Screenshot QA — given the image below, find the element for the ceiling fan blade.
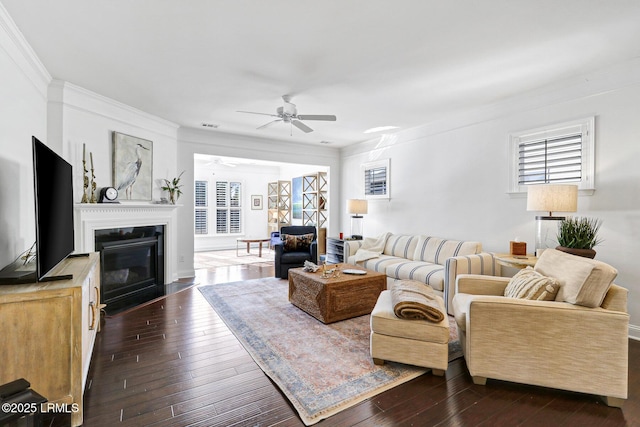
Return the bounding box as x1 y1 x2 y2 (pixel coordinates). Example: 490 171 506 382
292 120 313 133
237 110 280 118
296 114 336 121
257 119 282 130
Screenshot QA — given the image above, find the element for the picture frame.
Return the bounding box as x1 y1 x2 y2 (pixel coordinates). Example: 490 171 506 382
251 194 263 210
112 132 153 201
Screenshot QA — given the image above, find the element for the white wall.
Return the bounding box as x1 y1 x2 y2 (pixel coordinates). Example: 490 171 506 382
341 59 640 338
177 127 341 278
0 4 50 268
47 80 180 203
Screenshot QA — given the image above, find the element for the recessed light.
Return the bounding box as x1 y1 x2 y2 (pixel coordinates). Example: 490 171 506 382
201 123 219 128
364 126 399 134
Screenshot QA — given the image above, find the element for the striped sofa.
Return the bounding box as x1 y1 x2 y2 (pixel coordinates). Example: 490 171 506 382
345 233 496 314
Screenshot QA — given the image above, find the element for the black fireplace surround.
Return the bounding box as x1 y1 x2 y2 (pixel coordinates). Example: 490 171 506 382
95 225 165 314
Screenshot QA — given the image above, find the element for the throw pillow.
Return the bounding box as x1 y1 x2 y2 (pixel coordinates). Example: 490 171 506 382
504 267 560 301
534 249 617 307
281 233 314 252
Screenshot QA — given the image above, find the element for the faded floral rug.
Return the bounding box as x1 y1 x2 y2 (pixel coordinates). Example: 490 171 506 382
198 277 462 425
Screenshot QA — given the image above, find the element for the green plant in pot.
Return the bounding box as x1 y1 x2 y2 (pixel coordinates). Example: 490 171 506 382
161 171 184 204
556 216 603 259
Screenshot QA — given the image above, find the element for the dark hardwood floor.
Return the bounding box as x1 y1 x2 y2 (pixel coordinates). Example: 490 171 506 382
47 261 640 426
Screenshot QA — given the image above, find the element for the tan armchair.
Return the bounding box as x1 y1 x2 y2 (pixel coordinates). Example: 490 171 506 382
451 250 629 407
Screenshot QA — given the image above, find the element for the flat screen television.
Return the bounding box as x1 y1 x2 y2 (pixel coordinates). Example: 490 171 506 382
32 136 75 281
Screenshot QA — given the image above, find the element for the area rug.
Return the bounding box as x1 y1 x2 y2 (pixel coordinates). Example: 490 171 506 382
198 278 462 425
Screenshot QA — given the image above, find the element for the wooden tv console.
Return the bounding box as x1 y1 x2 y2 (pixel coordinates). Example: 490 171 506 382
0 252 101 427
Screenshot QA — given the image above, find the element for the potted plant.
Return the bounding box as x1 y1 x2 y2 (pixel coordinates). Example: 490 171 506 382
162 171 184 204
556 216 603 259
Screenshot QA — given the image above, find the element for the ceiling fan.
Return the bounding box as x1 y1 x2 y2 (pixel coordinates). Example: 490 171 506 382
237 95 336 134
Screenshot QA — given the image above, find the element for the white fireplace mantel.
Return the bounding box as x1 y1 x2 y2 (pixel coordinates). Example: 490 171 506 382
74 203 180 283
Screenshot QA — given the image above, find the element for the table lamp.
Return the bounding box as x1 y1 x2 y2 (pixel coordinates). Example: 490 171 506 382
526 184 578 254
347 199 368 240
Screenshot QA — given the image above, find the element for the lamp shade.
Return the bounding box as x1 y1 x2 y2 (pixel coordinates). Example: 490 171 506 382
347 199 368 215
526 184 578 214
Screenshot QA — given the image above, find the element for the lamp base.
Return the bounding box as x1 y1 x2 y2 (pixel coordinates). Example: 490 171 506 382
534 215 564 254
350 215 364 240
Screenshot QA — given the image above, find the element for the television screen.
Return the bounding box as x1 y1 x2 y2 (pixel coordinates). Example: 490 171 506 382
32 137 75 281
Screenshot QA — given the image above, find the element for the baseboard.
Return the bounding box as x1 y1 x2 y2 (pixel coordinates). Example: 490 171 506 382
629 324 640 341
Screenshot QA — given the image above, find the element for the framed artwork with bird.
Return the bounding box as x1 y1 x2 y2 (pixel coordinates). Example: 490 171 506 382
112 131 153 201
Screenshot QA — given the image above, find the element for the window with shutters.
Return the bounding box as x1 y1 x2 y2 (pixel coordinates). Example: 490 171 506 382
194 180 208 234
215 181 242 234
509 117 595 193
362 158 390 199
194 179 242 236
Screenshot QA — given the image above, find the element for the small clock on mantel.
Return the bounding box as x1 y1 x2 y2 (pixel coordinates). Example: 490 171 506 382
98 187 119 203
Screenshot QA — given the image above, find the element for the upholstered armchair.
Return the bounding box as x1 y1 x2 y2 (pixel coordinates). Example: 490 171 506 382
452 249 629 407
274 226 318 279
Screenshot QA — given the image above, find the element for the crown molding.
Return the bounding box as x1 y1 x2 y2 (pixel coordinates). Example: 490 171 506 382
48 79 180 137
0 2 51 97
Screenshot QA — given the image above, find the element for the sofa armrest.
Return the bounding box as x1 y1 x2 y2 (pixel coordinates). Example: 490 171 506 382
343 240 364 262
444 252 498 315
462 295 629 399
456 274 509 295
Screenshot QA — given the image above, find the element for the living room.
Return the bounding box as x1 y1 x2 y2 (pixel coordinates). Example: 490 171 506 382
1 1 639 425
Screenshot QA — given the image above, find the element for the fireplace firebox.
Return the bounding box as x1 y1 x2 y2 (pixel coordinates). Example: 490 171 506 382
95 225 164 314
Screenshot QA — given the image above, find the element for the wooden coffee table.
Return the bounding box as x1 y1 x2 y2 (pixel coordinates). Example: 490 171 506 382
236 237 270 257
288 264 386 324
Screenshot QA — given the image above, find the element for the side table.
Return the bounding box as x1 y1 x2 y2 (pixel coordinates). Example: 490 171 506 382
494 253 537 270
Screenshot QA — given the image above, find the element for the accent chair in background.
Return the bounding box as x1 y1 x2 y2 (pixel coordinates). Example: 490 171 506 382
274 226 318 279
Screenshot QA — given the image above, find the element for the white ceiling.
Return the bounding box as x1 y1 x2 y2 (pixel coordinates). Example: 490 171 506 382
4 1 640 147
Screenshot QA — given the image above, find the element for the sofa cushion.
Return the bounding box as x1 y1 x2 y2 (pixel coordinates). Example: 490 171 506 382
383 234 419 258
386 261 445 292
412 236 481 264
281 233 314 252
279 251 313 264
349 254 405 274
504 267 559 301
534 249 617 308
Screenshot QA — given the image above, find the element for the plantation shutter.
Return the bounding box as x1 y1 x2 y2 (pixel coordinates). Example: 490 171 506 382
195 180 207 207
216 182 227 207
230 182 241 207
194 210 208 234
194 180 208 234
230 209 241 233
364 166 387 196
518 132 582 185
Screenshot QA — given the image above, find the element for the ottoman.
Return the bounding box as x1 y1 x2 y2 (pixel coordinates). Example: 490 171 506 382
370 290 449 375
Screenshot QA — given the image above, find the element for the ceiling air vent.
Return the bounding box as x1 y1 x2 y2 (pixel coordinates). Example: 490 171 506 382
201 123 219 129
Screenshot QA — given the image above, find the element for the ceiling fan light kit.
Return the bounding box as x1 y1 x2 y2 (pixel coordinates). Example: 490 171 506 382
238 95 336 134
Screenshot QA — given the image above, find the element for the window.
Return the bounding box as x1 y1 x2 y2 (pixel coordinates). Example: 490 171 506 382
194 180 208 234
509 117 594 193
215 181 242 234
362 159 390 199
194 179 243 235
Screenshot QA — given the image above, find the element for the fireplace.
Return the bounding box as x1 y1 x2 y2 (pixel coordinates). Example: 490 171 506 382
74 203 178 314
95 226 165 314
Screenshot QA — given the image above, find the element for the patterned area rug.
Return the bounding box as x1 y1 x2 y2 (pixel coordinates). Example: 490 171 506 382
199 278 462 425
